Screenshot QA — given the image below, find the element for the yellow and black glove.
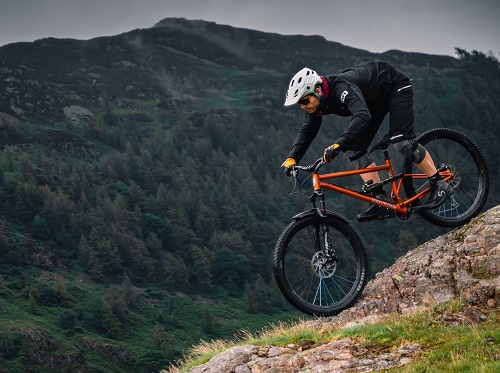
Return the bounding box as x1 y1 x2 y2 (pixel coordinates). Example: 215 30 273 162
323 143 341 162
281 157 296 176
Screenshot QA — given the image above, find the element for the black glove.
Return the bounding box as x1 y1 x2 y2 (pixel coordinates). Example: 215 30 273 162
282 158 296 176
323 143 341 162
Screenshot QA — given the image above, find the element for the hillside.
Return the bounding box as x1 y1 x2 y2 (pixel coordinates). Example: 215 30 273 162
168 205 500 372
0 17 499 372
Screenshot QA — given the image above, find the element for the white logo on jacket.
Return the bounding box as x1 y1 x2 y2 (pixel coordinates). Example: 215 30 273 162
340 90 348 103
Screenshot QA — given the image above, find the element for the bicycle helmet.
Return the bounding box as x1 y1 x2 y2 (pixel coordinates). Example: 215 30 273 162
284 67 322 106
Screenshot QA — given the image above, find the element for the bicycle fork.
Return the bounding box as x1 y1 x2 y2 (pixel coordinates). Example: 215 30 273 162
310 188 337 265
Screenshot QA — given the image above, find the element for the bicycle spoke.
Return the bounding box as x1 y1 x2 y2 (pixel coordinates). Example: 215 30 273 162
403 128 488 227
275 215 367 315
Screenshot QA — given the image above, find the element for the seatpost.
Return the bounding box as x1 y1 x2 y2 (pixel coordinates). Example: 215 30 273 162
383 149 390 161
383 148 395 179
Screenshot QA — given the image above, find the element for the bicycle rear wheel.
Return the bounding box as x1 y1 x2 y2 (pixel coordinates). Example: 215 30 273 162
273 214 368 317
403 128 489 227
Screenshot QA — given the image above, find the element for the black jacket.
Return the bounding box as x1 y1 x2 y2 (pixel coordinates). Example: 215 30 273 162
287 61 407 163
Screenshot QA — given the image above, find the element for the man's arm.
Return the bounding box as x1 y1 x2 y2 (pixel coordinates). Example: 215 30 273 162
334 85 371 149
287 114 322 163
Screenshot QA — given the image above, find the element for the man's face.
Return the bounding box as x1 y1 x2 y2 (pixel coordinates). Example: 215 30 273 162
298 87 322 114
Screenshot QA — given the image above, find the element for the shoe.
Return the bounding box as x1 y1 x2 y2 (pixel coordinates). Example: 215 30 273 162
425 178 453 209
357 193 393 222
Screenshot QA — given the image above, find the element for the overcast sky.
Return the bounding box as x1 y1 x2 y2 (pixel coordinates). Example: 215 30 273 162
1 0 499 57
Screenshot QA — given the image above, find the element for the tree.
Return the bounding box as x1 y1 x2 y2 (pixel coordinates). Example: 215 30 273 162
59 309 78 330
53 275 70 304
150 323 172 353
79 232 105 281
202 308 217 337
244 282 256 313
41 188 75 233
164 253 190 291
101 299 122 337
31 215 51 240
212 247 252 290
190 245 214 290
19 152 35 182
15 182 41 222
254 274 271 313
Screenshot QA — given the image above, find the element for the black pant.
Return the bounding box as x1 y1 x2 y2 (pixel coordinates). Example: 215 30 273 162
348 76 416 156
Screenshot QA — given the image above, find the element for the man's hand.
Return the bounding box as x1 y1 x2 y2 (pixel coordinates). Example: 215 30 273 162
281 157 296 176
323 143 340 162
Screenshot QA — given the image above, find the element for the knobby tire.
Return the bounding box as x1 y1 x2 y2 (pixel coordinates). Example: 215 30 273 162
403 128 489 227
273 214 368 317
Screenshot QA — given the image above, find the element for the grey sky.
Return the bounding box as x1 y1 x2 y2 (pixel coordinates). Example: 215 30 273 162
1 0 499 57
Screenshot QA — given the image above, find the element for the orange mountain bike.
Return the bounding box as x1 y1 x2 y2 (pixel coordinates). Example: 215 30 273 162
273 128 489 316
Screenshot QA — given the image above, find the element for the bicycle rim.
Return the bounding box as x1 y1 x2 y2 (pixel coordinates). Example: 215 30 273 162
403 128 489 227
273 215 368 317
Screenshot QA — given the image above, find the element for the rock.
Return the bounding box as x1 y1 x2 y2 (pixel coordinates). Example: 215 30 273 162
62 105 94 121
184 338 421 373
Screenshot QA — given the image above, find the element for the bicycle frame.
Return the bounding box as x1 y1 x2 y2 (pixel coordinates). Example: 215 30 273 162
309 151 453 217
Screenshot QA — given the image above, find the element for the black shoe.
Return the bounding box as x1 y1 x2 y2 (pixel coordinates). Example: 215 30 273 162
357 193 393 222
425 178 453 209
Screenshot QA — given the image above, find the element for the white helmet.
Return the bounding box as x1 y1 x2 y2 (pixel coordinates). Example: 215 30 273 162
284 67 322 106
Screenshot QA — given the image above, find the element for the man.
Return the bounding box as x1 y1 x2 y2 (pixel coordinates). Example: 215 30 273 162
281 61 452 222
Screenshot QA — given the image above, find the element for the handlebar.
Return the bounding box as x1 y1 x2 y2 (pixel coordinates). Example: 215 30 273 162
290 157 325 175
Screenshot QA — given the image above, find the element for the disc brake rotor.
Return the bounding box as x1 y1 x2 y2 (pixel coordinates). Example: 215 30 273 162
311 251 337 278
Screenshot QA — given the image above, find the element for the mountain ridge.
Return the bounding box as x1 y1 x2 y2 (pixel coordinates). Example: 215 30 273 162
0 17 461 122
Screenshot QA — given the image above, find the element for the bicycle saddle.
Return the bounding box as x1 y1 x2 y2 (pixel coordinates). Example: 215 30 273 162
368 135 392 153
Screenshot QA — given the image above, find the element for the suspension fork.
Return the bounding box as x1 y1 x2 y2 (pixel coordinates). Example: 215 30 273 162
310 174 335 260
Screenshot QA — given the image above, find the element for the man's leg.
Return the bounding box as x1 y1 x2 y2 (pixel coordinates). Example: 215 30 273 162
416 151 453 206
346 151 391 222
345 151 381 183
415 152 437 176
360 163 381 184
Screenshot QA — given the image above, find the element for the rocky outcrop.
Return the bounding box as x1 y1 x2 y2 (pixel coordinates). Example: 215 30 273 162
309 204 499 330
175 205 499 373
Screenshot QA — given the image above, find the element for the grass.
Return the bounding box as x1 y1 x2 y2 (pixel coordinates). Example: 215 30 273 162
166 300 500 373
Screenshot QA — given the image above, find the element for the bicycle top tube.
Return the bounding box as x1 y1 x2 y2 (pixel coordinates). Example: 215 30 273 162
291 157 410 215
291 157 392 181
319 164 390 180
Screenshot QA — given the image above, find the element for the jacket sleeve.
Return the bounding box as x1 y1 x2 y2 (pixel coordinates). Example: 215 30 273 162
287 114 322 163
334 85 371 150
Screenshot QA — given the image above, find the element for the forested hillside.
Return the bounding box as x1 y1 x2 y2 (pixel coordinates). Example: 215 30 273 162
0 18 499 372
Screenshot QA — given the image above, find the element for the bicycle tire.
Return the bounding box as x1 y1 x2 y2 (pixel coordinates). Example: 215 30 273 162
403 128 489 227
273 214 368 317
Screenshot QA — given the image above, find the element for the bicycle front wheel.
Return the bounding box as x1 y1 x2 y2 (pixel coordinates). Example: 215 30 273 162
273 214 368 317
403 128 489 227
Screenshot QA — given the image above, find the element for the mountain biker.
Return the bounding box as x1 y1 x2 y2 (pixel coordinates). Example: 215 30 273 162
281 61 452 222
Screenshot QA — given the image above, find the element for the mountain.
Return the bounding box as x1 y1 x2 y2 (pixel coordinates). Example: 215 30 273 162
0 18 499 372
169 204 500 372
0 18 490 120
